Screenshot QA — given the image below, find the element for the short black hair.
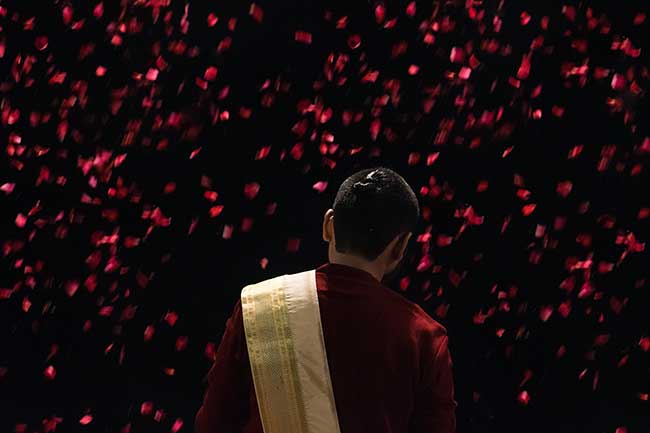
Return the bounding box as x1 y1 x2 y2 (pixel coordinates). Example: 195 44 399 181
332 167 420 261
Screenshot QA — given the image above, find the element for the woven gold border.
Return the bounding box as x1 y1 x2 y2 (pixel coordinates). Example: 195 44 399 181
241 277 309 433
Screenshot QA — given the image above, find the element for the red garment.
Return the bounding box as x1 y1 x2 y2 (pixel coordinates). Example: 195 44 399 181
195 262 456 433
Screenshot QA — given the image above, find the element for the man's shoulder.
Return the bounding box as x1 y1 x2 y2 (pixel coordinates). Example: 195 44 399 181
377 285 448 336
411 302 448 336
240 269 320 302
240 273 286 295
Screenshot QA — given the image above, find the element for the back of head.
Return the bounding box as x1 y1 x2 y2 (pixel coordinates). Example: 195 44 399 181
332 167 420 261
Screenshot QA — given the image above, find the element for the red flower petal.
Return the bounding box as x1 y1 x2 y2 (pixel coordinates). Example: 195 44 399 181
146 68 159 81
517 390 530 405
141 401 153 416
35 36 48 51
459 67 472 80
406 2 416 17
249 3 263 23
313 181 328 193
521 204 537 216
204 67 218 81
171 419 184 433
43 365 56 380
374 4 386 23
295 31 312 44
450 47 464 63
348 34 361 49
15 213 27 228
243 182 260 199
286 238 301 252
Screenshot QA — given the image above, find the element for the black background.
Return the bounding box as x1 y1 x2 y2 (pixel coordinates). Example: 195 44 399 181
0 0 648 432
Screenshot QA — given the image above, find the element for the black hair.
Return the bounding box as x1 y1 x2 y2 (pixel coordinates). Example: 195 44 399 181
332 167 420 261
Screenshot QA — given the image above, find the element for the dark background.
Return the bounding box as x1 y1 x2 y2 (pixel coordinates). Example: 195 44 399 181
0 0 648 432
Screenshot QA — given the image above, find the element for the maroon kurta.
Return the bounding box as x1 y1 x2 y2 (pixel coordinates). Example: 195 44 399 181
195 262 456 433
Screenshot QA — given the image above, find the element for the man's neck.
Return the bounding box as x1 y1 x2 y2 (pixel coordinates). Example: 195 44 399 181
328 256 383 282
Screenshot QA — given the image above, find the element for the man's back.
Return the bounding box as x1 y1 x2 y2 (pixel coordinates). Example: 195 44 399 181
195 262 456 433
316 263 456 432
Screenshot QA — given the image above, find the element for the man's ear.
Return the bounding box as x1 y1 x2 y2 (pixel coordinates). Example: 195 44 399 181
322 209 334 242
395 232 412 259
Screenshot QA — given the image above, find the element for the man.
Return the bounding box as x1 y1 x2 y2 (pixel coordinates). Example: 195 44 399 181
195 167 456 433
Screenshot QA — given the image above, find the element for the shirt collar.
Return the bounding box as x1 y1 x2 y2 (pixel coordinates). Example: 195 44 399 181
316 262 381 285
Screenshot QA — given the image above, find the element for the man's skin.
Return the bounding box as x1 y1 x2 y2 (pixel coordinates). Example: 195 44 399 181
321 208 413 283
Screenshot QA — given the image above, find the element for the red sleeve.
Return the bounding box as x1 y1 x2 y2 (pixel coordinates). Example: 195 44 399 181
412 331 457 433
195 300 252 433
